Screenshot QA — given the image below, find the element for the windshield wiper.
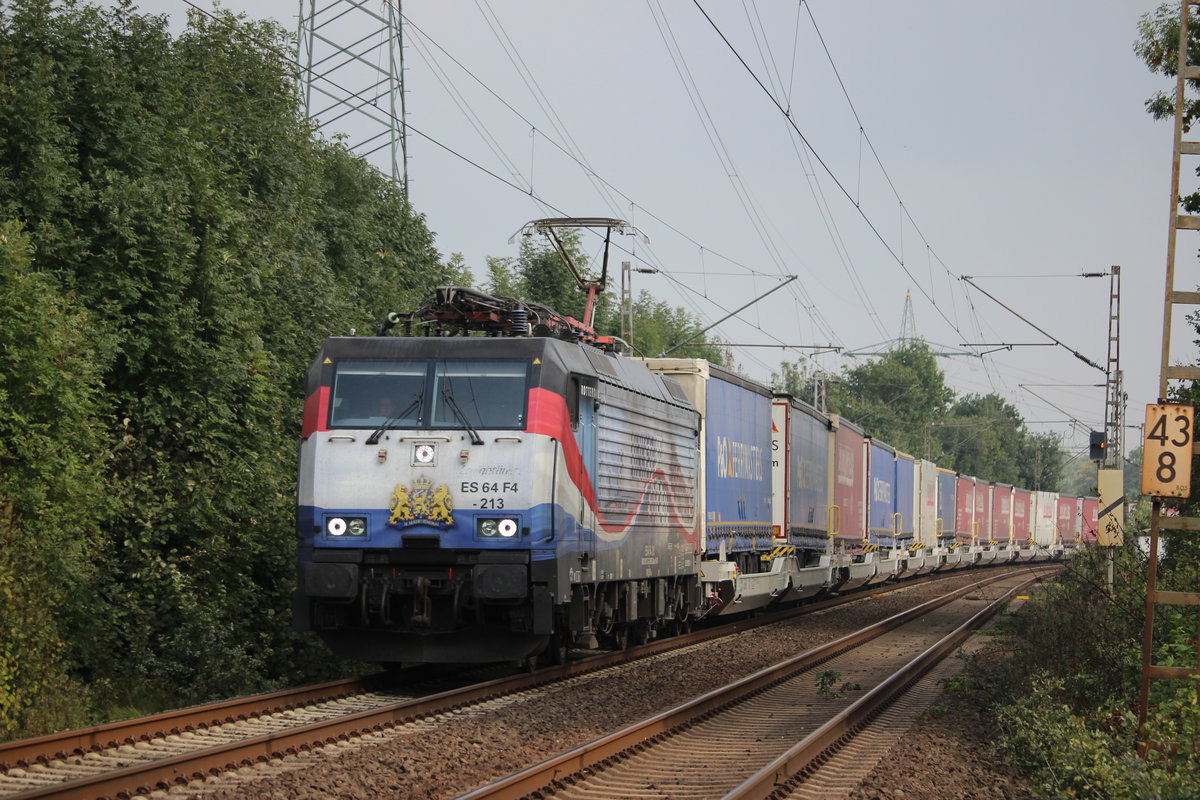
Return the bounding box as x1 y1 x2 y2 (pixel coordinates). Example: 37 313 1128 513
441 387 484 445
366 393 423 445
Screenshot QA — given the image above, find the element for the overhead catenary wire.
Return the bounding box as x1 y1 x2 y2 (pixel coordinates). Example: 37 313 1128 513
185 0 825 371
645 0 850 350
191 1 1099 443
403 3 839 364
690 0 982 355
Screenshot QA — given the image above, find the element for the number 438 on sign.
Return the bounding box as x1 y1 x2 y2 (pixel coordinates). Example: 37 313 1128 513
1141 404 1194 497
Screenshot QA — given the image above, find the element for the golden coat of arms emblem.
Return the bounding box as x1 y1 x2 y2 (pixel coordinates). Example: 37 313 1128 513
388 477 453 529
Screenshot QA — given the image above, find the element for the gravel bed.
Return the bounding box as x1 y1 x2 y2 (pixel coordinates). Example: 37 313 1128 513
169 571 1036 800
848 685 1034 800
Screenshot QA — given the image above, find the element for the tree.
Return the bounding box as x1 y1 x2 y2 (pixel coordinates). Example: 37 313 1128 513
619 290 727 362
826 340 954 458
0 221 112 737
933 393 1063 489
770 360 808 396
0 0 453 731
486 231 613 328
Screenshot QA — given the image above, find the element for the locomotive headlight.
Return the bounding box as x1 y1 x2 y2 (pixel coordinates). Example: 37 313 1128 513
476 517 520 539
326 516 367 538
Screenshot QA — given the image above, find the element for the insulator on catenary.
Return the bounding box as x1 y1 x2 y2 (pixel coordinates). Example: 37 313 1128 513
509 308 529 336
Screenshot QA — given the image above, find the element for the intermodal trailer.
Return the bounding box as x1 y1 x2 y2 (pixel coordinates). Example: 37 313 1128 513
936 468 957 546
916 460 938 544
954 475 976 546
828 414 867 552
1056 494 1079 545
1032 491 1058 548
1013 488 1034 549
894 451 916 543
991 484 1013 545
975 481 992 548
867 439 897 548
1082 497 1099 543
637 359 773 568
771 395 831 556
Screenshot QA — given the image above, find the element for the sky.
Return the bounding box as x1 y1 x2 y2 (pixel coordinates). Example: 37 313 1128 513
124 0 1177 464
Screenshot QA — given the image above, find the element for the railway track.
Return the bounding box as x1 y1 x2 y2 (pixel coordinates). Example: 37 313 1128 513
457 568 1039 800
0 565 1049 800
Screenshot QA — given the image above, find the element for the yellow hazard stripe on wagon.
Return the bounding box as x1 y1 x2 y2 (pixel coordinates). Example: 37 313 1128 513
759 545 796 561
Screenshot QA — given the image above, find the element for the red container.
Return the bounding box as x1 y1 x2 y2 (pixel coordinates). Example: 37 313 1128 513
1012 489 1033 544
955 476 976 545
1056 495 1077 544
830 416 866 549
975 482 991 544
1082 497 1099 543
991 485 1013 543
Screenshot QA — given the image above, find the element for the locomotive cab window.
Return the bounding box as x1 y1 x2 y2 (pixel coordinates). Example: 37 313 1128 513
329 359 425 428
329 358 529 431
431 360 529 430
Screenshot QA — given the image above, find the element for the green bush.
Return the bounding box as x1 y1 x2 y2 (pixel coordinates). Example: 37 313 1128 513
0 0 459 734
0 220 111 737
960 544 1200 798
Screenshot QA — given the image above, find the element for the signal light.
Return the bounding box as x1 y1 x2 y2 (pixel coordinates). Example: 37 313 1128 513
1089 430 1107 462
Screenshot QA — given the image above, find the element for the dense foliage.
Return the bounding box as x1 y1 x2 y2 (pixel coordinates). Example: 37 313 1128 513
0 0 460 737
958 543 1200 798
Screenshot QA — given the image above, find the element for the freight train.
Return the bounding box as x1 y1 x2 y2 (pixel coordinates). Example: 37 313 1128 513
294 286 1097 666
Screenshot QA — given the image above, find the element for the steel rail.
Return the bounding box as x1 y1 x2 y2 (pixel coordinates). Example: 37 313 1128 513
0 563 999 771
725 572 1040 800
453 568 1047 800
0 675 380 769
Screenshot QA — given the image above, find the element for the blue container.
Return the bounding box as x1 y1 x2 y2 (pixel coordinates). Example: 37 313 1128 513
785 398 830 550
936 469 957 542
868 440 897 547
703 368 774 554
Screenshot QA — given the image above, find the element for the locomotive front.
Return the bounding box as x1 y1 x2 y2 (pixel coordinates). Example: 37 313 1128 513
295 335 571 664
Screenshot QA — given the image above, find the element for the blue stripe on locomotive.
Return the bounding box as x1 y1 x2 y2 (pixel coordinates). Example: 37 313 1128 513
704 376 772 549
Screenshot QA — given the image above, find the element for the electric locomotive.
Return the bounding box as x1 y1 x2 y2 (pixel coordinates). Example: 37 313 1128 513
294 288 703 665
